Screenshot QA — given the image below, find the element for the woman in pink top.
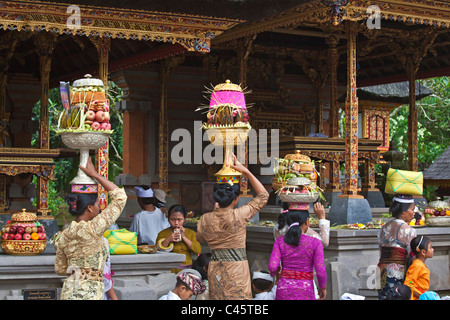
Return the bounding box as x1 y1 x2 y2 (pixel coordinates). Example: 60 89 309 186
268 209 327 300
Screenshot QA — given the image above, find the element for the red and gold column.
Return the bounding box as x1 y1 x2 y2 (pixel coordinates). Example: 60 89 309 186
340 21 362 199
92 37 111 210
35 33 55 218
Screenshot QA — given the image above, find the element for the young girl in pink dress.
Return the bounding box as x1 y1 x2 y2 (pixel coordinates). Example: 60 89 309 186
268 210 327 300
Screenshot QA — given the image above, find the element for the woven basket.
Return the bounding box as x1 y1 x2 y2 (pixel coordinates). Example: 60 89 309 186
279 192 319 203
426 216 450 227
272 178 286 191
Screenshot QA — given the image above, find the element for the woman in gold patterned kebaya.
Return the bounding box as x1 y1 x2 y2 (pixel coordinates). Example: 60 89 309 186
54 157 127 300
196 155 269 300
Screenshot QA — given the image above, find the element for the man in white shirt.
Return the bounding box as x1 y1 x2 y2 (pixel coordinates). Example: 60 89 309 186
129 186 170 245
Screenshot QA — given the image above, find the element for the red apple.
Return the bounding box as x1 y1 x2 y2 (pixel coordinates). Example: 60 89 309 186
38 232 47 240
103 111 110 122
86 110 96 121
17 226 25 234
9 226 17 234
14 233 22 240
8 233 15 240
91 121 101 130
95 110 105 122
100 122 109 130
2 233 9 240
37 226 45 233
22 233 31 240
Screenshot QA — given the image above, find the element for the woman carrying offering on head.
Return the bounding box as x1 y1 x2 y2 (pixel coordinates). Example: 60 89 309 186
196 155 269 300
268 209 327 300
54 157 127 300
377 194 417 300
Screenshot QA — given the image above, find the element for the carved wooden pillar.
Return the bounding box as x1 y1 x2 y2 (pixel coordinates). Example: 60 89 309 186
237 35 255 197
0 73 9 213
392 29 437 172
34 33 55 217
327 34 340 138
91 37 111 210
159 56 185 193
159 60 169 193
407 65 419 172
340 21 361 199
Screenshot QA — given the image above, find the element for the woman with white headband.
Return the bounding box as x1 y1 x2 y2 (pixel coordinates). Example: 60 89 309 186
377 194 417 300
268 209 327 300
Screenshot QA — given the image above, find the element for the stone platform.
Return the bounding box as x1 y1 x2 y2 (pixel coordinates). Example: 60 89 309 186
0 244 184 300
243 225 450 300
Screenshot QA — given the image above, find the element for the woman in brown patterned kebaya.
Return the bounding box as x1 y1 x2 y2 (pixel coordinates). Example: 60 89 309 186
196 155 268 300
54 157 127 300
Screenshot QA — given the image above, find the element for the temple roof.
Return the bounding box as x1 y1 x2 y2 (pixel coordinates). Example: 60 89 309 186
424 146 450 182
37 0 310 21
1 0 450 87
339 81 434 104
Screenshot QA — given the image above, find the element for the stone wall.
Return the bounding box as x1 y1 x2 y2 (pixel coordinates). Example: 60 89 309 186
0 244 184 300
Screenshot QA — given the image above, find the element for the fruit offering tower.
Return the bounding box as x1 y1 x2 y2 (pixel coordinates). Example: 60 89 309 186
57 74 112 133
56 74 111 194
197 80 251 185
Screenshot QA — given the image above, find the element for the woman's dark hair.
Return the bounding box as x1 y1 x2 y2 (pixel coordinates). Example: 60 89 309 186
65 193 98 217
389 200 414 218
138 185 157 206
213 183 240 208
252 271 273 292
283 210 309 246
192 253 212 280
168 204 187 218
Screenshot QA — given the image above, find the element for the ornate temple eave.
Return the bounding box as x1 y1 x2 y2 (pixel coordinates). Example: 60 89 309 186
213 0 450 46
344 0 450 28
213 2 331 45
0 0 242 52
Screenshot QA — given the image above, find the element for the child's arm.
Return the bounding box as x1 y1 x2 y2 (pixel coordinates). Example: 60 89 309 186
106 287 118 300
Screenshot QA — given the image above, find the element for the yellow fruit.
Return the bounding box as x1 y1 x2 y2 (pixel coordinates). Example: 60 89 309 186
419 220 425 225
446 210 450 216
409 219 416 226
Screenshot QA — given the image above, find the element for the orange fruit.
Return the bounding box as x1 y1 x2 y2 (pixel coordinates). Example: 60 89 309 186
31 233 40 240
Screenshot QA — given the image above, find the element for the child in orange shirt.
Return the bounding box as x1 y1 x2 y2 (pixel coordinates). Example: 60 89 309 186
404 236 434 300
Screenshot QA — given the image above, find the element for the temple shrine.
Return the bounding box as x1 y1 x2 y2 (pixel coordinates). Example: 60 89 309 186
0 0 449 300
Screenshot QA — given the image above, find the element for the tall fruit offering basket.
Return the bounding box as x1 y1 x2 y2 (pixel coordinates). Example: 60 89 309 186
55 74 113 193
197 80 251 184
